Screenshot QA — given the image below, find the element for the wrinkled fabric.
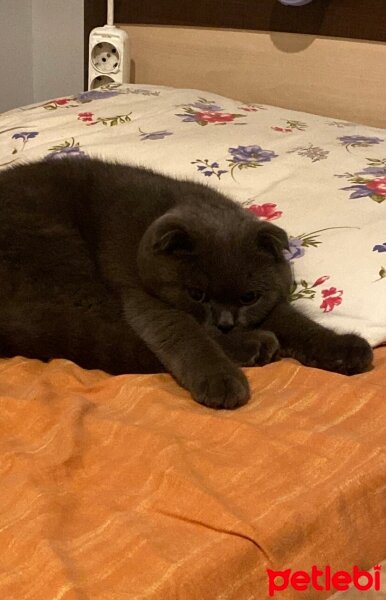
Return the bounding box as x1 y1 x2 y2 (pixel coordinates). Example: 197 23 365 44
0 350 385 600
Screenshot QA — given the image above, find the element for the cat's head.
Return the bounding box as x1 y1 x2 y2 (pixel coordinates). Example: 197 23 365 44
137 204 291 332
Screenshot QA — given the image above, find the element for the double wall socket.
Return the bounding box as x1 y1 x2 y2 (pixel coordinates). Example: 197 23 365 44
88 25 129 90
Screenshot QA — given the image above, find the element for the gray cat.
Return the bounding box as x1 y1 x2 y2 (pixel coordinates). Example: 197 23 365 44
0 158 373 408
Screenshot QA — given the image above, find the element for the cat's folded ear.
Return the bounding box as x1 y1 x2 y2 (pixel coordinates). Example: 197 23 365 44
151 215 195 256
256 222 289 261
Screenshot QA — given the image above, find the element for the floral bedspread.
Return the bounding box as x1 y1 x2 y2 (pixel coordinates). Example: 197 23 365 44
0 83 385 346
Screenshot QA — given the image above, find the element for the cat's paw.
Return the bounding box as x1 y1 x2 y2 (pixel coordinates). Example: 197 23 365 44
192 366 250 410
240 330 280 367
312 333 373 375
216 329 280 367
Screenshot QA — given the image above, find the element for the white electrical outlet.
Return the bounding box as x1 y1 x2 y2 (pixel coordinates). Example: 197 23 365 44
88 25 130 90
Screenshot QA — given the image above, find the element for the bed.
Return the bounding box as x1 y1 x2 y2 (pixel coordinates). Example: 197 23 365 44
1 2 386 599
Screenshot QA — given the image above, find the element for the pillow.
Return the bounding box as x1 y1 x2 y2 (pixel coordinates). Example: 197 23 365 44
1 84 385 346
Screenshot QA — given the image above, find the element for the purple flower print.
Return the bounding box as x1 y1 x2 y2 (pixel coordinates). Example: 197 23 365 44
58 146 85 155
175 100 243 126
46 137 85 159
338 135 384 153
75 90 120 103
342 177 386 201
341 184 374 199
46 147 86 160
338 135 384 146
191 159 228 179
229 145 278 164
338 158 386 203
358 166 386 177
287 144 329 162
11 131 39 155
12 131 39 141
139 129 173 141
284 237 305 261
373 242 386 253
227 145 278 181
191 101 223 112
175 113 200 123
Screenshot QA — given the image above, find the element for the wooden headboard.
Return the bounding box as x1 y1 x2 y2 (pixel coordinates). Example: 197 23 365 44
86 0 386 42
84 1 386 127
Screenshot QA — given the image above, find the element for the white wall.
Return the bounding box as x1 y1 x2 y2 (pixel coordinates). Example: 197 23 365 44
0 0 34 112
32 0 84 103
0 0 84 113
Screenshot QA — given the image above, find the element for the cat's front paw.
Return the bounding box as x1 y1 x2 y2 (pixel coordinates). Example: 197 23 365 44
216 329 279 367
313 333 373 375
192 365 250 410
240 330 280 367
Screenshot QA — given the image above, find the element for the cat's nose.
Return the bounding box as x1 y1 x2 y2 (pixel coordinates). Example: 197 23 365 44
218 323 234 334
217 311 234 333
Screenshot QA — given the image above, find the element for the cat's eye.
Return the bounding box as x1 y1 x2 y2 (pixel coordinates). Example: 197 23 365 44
240 291 259 305
188 288 207 303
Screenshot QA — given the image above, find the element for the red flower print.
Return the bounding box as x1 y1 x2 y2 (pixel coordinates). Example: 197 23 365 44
271 126 293 133
248 203 283 221
78 111 94 122
366 177 386 196
54 98 71 105
320 296 343 312
322 287 341 298
320 286 343 312
312 275 330 287
196 111 235 123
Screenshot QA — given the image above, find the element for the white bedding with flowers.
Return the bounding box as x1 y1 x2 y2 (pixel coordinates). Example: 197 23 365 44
0 83 385 346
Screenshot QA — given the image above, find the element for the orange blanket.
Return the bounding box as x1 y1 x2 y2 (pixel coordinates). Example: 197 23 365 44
1 350 385 600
